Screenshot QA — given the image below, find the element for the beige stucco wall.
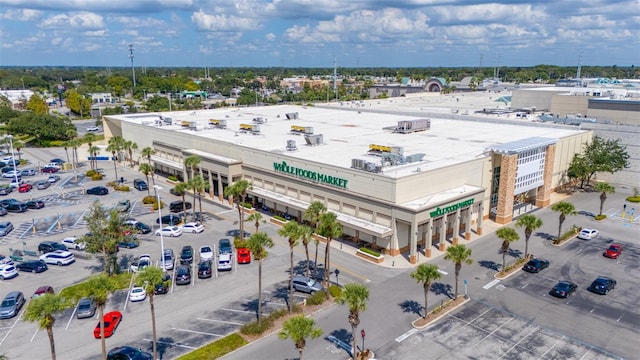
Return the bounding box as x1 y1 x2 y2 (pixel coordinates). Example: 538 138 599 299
511 89 567 110
551 131 593 188
587 108 640 125
550 94 590 116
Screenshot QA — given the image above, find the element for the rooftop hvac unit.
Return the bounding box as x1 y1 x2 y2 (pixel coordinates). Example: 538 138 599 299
239 124 260 133
163 116 173 125
351 159 381 173
405 153 425 163
304 126 314 134
253 117 266 124
394 119 430 133
285 112 299 120
209 119 227 128
304 134 323 146
286 140 298 151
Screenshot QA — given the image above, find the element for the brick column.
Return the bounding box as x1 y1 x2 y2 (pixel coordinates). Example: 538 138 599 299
452 208 460 245
438 218 446 251
495 154 517 224
465 208 472 240
476 201 483 235
536 144 556 208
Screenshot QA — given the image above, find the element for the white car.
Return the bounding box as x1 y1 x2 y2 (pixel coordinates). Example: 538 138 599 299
217 253 232 271
130 254 151 273
39 250 75 266
62 237 86 250
86 126 100 132
155 226 182 237
0 255 14 266
47 175 61 183
578 228 599 240
2 171 20 178
129 286 147 302
0 263 18 280
182 222 204 234
199 246 214 261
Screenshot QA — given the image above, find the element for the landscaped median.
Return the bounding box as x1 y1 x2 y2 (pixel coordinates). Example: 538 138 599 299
412 296 471 329
552 226 581 246
356 247 384 264
494 255 531 280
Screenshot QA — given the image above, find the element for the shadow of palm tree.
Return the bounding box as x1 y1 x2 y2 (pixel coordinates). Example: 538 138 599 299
508 248 523 258
535 232 555 241
431 282 453 298
85 256 106 273
153 336 176 360
240 298 260 320
326 328 353 357
479 260 499 271
399 299 423 316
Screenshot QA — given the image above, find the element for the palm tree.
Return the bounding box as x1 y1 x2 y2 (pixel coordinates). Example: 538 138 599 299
123 140 138 166
69 139 81 169
594 182 615 216
278 221 303 314
316 211 342 291
62 140 72 168
335 283 369 359
444 244 473 299
224 179 252 242
299 225 314 277
83 274 118 360
304 201 327 270
23 293 69 360
278 315 323 360
88 145 100 170
247 232 274 326
496 227 520 273
106 140 121 181
184 154 201 181
410 264 442 319
136 267 164 360
141 146 155 165
13 139 24 161
515 214 543 258
247 211 263 234
84 132 96 150
551 201 577 240
188 175 206 222
139 163 153 195
174 182 189 221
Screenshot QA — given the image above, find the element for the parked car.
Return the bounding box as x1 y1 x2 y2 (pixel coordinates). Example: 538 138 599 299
217 253 232 271
180 245 194 264
218 238 232 255
522 258 550 273
0 263 18 280
5 202 27 213
155 226 182 237
124 221 152 234
169 200 192 213
62 237 86 250
18 183 32 193
32 285 55 298
129 287 146 302
0 221 13 236
130 254 151 273
87 186 109 195
76 297 97 319
197 260 213 279
38 241 68 253
118 236 140 249
182 222 204 234
50 158 65 165
550 280 578 298
578 228 599 240
47 175 61 183
156 214 182 226
237 248 251 264
133 179 148 191
9 178 23 188
116 199 131 213
589 276 617 295
26 200 45 209
199 246 214 261
0 254 13 266
160 248 175 270
0 291 26 319
2 170 21 178
20 168 37 176
36 181 50 190
93 311 123 338
0 207 7 216
87 126 101 132
175 265 191 285
154 274 171 295
40 250 75 266
107 346 153 360
0 185 12 195
41 166 59 173
16 259 47 273
603 243 623 259
292 275 324 294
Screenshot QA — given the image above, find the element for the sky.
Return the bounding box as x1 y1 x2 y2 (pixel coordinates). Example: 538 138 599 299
0 0 638 68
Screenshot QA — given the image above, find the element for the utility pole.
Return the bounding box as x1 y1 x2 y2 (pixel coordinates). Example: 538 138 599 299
333 57 338 101
129 44 136 94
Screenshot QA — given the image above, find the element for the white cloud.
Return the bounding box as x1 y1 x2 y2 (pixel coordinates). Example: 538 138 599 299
39 12 105 29
0 0 196 12
191 10 257 31
112 16 168 28
0 8 42 20
265 33 276 41
84 29 108 37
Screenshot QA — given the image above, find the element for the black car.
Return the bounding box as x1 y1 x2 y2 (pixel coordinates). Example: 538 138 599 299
0 186 12 196
169 201 192 213
1 167 17 174
197 260 212 279
127 222 151 234
180 245 194 264
156 214 182 226
107 346 153 360
16 260 48 273
0 199 18 208
154 274 171 295
26 200 45 209
5 202 27 213
50 158 65 165
87 186 109 195
118 236 139 249
175 265 191 285
522 258 550 273
38 241 68 254
550 280 578 298
218 238 232 254
133 179 148 191
589 276 616 295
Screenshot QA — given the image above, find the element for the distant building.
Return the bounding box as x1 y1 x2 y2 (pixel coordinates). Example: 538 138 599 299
368 78 447 98
0 89 35 109
90 93 113 104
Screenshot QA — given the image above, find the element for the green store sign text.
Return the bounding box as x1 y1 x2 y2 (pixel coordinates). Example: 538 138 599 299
430 198 474 218
273 161 349 189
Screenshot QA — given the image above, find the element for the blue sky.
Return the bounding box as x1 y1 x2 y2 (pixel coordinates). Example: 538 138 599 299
0 0 638 67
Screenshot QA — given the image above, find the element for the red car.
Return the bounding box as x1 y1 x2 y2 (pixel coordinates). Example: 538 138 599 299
93 311 122 339
603 244 623 259
41 167 59 173
237 247 251 264
18 183 32 193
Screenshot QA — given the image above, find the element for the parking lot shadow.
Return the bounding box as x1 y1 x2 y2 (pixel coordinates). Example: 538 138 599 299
430 282 453 299
149 336 176 360
479 260 500 271
535 231 555 241
326 328 353 356
507 248 523 258
240 299 260 320
399 299 423 317
85 257 105 273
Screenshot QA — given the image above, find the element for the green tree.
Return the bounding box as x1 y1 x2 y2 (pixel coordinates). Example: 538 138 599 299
247 232 274 326
594 182 615 216
139 163 153 195
65 89 91 117
188 175 206 221
496 227 520 273
567 154 589 189
278 221 303 314
410 264 442 319
515 214 543 258
23 294 69 360
582 136 630 186
316 211 342 292
184 154 201 182
141 146 156 185
304 201 327 271
224 179 252 242
13 139 24 161
551 201 577 240
136 267 165 360
82 203 123 275
123 139 138 166
106 137 123 181
335 283 369 359
82 274 119 360
7 112 75 144
25 94 48 114
174 181 189 221
299 225 314 277
88 145 100 170
444 244 473 299
278 315 323 360
247 211 263 234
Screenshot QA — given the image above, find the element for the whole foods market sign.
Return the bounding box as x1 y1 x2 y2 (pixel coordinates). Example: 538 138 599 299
430 199 474 218
273 161 348 189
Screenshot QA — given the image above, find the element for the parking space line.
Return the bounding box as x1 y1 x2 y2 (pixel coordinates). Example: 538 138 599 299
579 347 593 360
537 338 562 359
144 338 196 349
470 317 514 347
170 328 223 337
30 327 40 343
395 328 417 342
482 279 500 289
498 325 539 359
220 308 259 315
196 318 243 326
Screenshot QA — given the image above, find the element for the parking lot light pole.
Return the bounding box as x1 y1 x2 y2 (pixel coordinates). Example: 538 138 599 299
6 135 19 186
154 185 165 271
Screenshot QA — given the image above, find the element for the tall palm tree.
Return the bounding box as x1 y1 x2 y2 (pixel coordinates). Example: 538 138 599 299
335 283 369 359
141 146 155 165
299 225 314 277
247 212 263 234
224 179 252 242
84 133 96 149
278 221 303 314
316 211 342 292
444 244 473 299
62 140 72 167
82 274 118 360
123 140 138 166
23 293 69 360
136 267 164 360
88 145 100 170
188 175 206 222
69 138 81 169
594 182 615 216
410 264 442 319
551 201 577 240
496 227 520 273
139 163 153 195
13 139 24 161
515 214 543 258
304 201 327 270
174 182 189 221
184 154 201 181
247 232 274 326
106 141 121 181
278 315 323 360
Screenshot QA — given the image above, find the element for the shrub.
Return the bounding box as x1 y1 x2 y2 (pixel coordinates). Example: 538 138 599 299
107 181 116 187
114 185 130 192
18 159 28 166
142 196 156 204
553 226 581 244
177 333 247 360
329 285 342 298
234 238 248 249
152 201 164 210
306 290 327 305
273 215 287 222
359 247 381 257
594 214 607 220
242 202 253 209
91 173 103 181
626 196 640 203
86 170 96 177
168 175 178 181
240 318 273 335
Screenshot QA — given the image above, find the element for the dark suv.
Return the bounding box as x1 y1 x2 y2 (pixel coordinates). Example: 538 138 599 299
169 201 192 213
180 245 194 264
38 241 68 254
133 179 148 191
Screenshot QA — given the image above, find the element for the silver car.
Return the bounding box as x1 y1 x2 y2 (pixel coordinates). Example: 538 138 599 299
292 275 324 294
0 221 14 237
0 291 26 319
76 298 96 319
36 181 50 190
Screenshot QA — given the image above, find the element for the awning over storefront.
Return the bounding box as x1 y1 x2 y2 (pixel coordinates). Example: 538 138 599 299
151 156 183 170
183 149 239 165
249 187 393 238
